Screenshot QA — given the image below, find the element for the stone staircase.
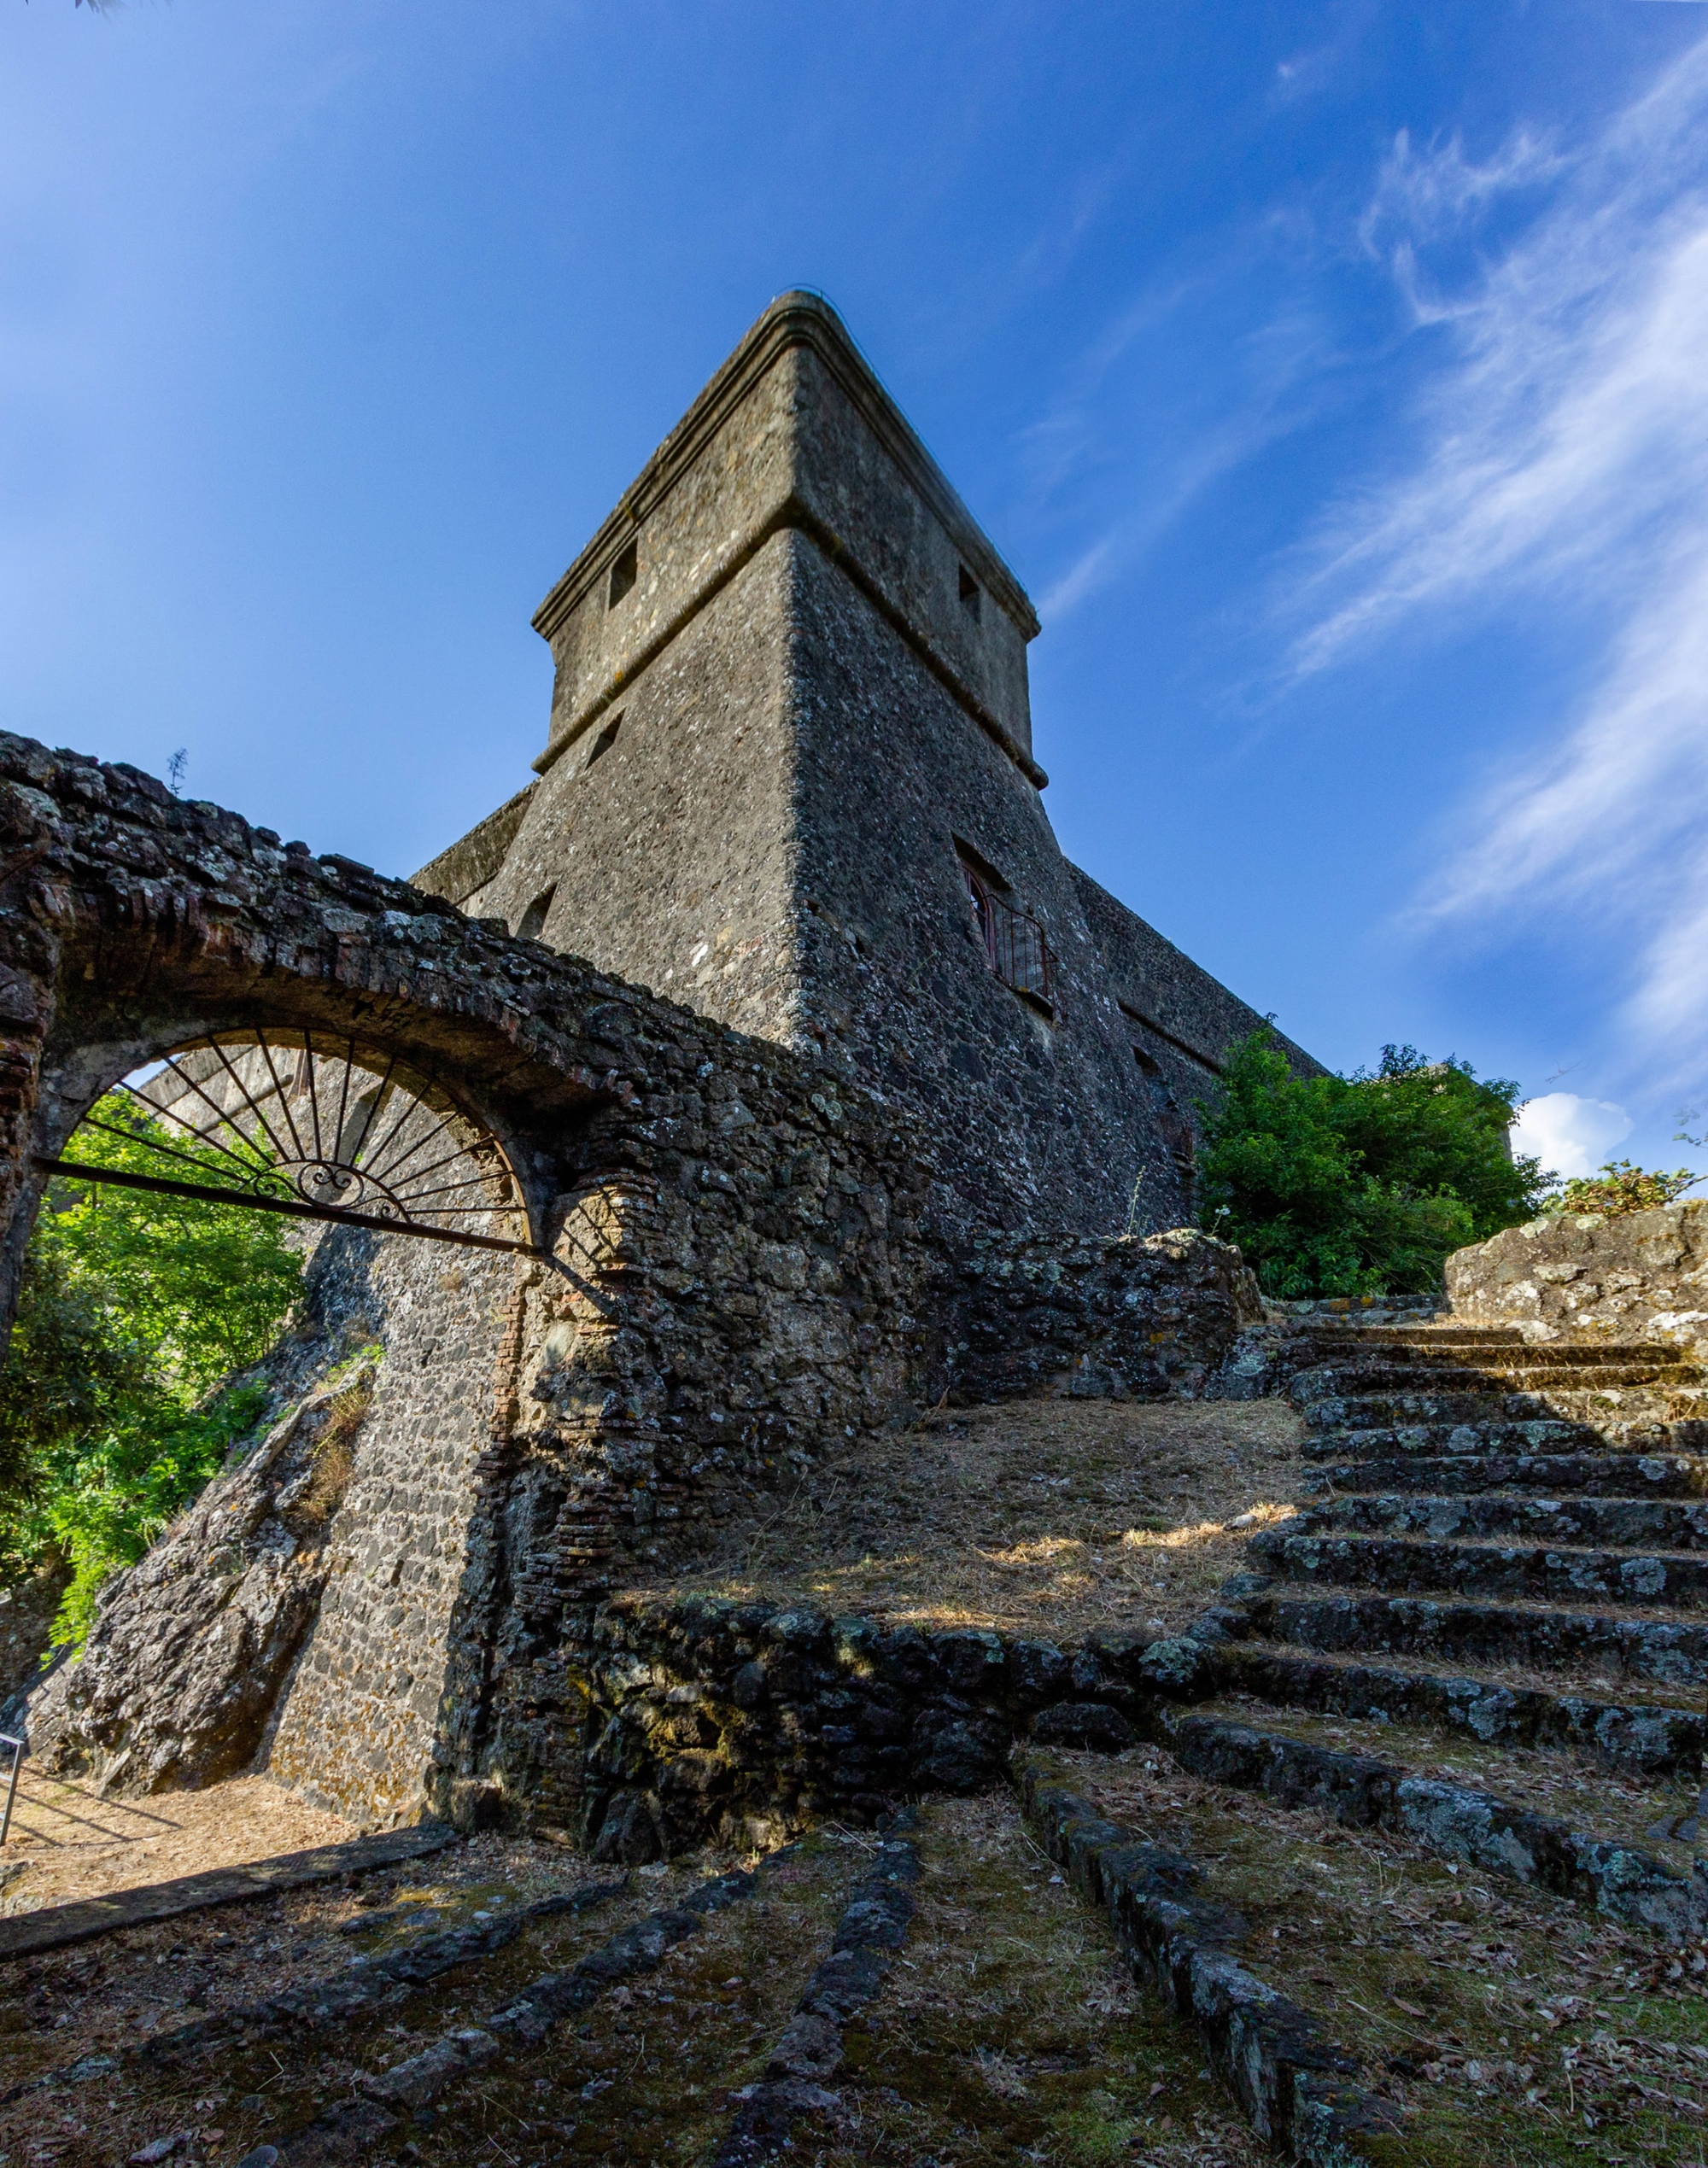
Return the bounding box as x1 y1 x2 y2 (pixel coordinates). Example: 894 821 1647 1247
1225 1319 1708 1801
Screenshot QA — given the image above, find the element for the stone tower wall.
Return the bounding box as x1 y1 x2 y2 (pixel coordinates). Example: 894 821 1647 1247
524 300 1039 784
413 293 1319 1237
451 529 805 1048
781 529 1186 1233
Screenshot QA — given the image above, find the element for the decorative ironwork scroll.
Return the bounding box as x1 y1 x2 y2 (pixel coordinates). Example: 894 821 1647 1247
38 1030 537 1256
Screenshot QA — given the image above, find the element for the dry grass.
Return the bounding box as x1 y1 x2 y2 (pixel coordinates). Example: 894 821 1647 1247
289 1368 376 1523
0 1831 738 2160
658 1395 1310 1639
798 1791 1268 2167
0 1774 354 1918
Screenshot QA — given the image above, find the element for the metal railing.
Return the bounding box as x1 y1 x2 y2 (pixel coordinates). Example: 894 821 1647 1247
0 1733 21 1845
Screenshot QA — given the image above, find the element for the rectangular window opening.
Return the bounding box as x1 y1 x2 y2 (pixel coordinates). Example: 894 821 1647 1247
954 841 1055 1014
957 564 981 621
607 540 638 608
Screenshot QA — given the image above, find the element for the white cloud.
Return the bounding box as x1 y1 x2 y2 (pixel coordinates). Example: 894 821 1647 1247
1511 1093 1633 1179
1281 35 1708 1083
1357 126 1564 261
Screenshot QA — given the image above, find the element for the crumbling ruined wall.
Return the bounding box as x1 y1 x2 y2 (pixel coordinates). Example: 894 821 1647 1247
0 730 931 1827
1 729 1264 1836
1445 1201 1708 1357
934 1226 1263 1404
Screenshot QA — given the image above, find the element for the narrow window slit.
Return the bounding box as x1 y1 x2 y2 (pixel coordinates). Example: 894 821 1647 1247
586 713 623 768
516 887 556 943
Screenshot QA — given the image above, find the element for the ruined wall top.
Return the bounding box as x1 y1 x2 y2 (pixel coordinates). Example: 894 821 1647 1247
529 291 1044 787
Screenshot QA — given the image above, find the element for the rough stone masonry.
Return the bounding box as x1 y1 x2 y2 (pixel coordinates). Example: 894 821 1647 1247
0 726 1260 1842
0 293 1299 1842
413 290 1322 1240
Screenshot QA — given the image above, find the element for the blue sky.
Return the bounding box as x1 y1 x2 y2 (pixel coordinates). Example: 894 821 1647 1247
5 1 1708 1182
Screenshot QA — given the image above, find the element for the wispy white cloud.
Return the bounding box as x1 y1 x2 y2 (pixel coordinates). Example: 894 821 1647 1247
1282 34 1708 1082
1357 126 1564 260
1029 244 1332 627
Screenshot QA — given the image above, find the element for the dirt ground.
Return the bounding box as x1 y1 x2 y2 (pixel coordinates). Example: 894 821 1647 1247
0 1803 1269 2168
0 1774 354 1918
661 1395 1311 1639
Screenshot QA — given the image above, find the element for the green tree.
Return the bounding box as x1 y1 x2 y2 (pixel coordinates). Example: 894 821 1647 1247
0 1093 302 1644
1197 1034 1552 1300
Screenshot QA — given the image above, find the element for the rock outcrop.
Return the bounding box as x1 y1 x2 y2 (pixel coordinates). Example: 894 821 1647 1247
1445 1198 1708 1357
26 1355 378 1794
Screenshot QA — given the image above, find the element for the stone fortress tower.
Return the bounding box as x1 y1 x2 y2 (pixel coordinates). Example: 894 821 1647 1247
415 292 1319 1233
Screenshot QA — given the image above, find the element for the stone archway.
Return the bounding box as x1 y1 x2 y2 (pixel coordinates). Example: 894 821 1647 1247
0 730 933 1832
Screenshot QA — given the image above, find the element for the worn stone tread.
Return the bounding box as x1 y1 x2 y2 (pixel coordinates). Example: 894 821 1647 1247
1214 1639 1705 1773
1304 1388 1708 1433
1308 1422 1708 1462
1312 1448 1708 1495
1244 1581 1708 1686
1305 1486 1708 1549
1295 1364 1705 1406
1300 1338 1651 1367
1156 1708 1707 1939
0 1821 458 1962
1250 1527 1708 1609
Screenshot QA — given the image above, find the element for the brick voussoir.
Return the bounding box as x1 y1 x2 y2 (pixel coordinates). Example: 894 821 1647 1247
1013 1757 1401 2166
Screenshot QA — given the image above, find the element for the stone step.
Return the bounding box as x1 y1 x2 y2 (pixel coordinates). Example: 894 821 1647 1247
1212 1639 1705 1777
1294 1361 1705 1404
1302 1385 1708 1432
1180 1698 1703 1864
1298 1338 1664 1370
791 1793 1284 2165
1311 1448 1708 1497
1155 1707 1705 1939
1303 1324 1529 1346
1304 1417 1708 1461
713 1815 921 2165
1020 1739 1708 2160
1247 1528 1708 1611
1240 1582 1708 1688
1016 1763 1398 2159
1303 1489 1708 1552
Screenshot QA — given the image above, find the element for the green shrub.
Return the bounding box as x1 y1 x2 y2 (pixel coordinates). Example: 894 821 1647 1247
1197 1036 1552 1300
1547 1160 1702 1218
0 1092 302 1645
